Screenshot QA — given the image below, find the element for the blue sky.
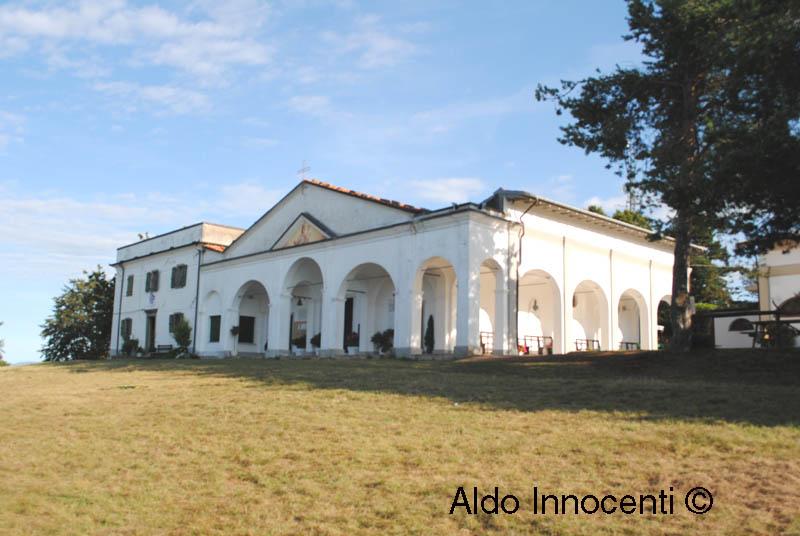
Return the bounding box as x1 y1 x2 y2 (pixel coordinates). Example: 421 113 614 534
0 0 643 363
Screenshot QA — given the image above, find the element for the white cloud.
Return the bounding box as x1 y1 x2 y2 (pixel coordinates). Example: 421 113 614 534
534 174 575 203
0 110 25 149
411 88 540 135
322 14 417 69
217 181 285 218
0 0 272 83
584 194 627 214
409 177 486 204
286 95 352 122
93 81 210 114
0 180 287 279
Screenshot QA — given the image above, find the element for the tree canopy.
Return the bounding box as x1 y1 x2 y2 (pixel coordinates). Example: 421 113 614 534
537 0 800 349
41 268 115 361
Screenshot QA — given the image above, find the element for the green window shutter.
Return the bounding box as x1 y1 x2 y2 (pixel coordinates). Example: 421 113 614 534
145 272 151 292
171 267 176 288
181 265 187 287
209 315 221 343
122 318 132 340
126 275 134 296
151 270 159 292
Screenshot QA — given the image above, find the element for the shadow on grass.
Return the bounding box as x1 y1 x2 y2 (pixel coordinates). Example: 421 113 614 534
63 349 800 427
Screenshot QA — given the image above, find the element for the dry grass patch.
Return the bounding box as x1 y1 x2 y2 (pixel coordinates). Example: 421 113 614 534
1 350 798 535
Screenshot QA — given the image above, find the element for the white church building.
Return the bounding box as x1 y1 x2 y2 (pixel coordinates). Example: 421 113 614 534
110 179 678 358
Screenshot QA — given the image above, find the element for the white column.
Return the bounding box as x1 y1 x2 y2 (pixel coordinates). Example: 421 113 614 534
393 282 417 357
320 288 344 356
455 263 481 356
224 307 238 356
493 286 509 355
266 293 291 357
561 236 570 354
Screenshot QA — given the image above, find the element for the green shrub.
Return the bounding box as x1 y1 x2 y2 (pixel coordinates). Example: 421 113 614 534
370 329 394 353
310 333 321 348
121 338 140 357
172 318 192 355
424 316 434 353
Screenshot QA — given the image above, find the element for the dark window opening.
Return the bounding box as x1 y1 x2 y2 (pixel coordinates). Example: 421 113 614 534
239 315 255 344
171 264 188 289
209 315 221 343
169 312 185 333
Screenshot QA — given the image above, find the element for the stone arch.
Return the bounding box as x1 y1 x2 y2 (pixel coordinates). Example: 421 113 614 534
518 268 561 355
335 262 397 354
571 280 609 351
231 280 270 356
413 256 458 354
478 258 504 354
282 257 324 354
617 288 649 350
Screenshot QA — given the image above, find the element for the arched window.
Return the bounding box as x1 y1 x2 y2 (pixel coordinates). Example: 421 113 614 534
729 318 754 332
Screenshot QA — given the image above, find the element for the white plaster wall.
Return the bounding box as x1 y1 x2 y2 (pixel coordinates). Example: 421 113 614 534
714 315 758 349
111 245 200 355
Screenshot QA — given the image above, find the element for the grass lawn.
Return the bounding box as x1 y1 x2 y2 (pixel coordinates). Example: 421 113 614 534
1 350 799 535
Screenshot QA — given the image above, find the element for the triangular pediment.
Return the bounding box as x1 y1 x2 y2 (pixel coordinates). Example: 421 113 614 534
271 213 334 250
222 181 422 258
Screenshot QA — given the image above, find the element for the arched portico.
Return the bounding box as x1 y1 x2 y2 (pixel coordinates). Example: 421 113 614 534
617 288 649 350
281 257 324 355
478 258 506 355
412 256 457 355
335 262 396 354
571 280 609 351
518 269 561 355
231 280 270 357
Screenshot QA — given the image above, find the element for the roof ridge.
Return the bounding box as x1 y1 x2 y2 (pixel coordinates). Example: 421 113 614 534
304 179 427 214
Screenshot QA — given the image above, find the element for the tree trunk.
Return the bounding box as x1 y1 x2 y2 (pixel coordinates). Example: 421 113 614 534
669 209 693 351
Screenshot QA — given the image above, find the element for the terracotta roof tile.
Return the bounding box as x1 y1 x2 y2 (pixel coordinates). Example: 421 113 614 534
202 243 227 253
305 179 426 214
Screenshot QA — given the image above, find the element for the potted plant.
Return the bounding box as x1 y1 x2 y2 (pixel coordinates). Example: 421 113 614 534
345 331 360 355
292 335 307 355
310 333 321 355
230 326 239 337
370 329 394 355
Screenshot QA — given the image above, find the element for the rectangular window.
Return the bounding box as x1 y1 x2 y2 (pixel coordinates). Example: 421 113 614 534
121 318 133 340
171 264 188 289
145 270 160 292
238 315 255 344
209 315 221 343
126 275 134 297
169 312 184 333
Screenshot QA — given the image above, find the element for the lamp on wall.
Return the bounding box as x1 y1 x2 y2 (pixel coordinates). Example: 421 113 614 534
532 299 539 312
296 296 304 306
572 294 578 308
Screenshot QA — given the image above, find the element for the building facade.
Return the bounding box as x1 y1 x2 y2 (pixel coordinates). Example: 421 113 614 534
110 180 677 358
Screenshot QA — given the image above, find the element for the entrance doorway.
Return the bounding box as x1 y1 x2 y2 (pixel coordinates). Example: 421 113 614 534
145 311 157 352
343 297 354 350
